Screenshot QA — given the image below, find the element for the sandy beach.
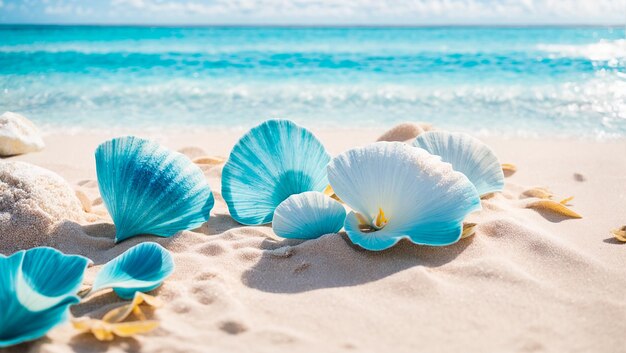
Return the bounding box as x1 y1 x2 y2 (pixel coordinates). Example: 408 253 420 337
1 129 625 353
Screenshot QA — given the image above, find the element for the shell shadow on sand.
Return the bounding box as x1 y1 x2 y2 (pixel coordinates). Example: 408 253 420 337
241 233 472 293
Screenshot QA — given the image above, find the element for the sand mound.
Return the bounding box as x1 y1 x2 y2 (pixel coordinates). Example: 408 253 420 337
376 122 432 142
0 161 84 253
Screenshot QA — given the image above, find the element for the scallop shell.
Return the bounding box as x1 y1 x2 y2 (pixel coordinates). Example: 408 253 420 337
413 131 504 196
91 242 174 300
0 247 89 347
222 120 331 225
95 136 214 242
272 191 346 239
327 142 481 251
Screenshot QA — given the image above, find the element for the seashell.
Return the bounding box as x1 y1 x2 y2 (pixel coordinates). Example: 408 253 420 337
72 317 159 342
413 131 504 196
323 184 342 202
461 223 478 239
526 200 582 219
522 187 553 199
0 111 45 156
75 188 93 213
222 119 331 225
102 292 164 323
377 122 431 142
501 163 517 176
91 242 174 300
611 226 626 242
327 142 481 251
272 191 346 239
0 247 89 347
95 136 214 242
192 156 225 165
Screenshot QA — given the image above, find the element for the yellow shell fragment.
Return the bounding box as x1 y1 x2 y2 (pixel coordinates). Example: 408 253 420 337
72 292 163 341
522 187 553 199
192 156 225 165
323 184 342 202
501 163 517 175
102 292 164 323
72 318 159 341
526 200 582 219
559 196 574 205
461 223 477 239
611 226 626 242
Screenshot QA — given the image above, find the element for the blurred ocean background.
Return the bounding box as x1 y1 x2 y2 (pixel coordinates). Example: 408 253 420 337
0 25 624 137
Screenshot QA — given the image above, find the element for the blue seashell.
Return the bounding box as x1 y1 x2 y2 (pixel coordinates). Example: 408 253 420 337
327 142 481 251
222 119 331 225
0 247 89 347
413 131 504 196
95 136 214 243
91 242 174 300
272 191 346 239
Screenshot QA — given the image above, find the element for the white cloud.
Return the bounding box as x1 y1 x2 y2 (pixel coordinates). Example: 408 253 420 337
0 1 4 9
108 0 625 23
44 1 94 16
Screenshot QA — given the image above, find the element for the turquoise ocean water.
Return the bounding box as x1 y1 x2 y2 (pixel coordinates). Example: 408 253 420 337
0 26 624 137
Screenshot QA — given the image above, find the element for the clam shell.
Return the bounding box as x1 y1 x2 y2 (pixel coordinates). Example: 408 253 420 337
91 242 174 300
413 131 504 196
222 120 331 225
0 247 89 347
272 191 346 239
95 136 214 242
328 142 481 251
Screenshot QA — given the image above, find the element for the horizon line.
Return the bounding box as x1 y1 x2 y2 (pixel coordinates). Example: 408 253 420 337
0 23 624 28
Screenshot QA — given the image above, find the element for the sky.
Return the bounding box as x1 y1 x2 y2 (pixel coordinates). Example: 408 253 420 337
0 0 624 25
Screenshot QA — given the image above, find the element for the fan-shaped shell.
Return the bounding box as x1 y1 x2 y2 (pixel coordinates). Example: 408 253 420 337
0 247 89 347
222 119 331 225
327 142 481 251
91 242 174 300
413 131 504 196
95 136 214 243
272 191 346 239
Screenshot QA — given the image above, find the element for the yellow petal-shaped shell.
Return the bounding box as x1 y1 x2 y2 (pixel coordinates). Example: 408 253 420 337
110 321 160 338
611 226 626 242
323 184 342 202
526 200 582 219
103 292 164 323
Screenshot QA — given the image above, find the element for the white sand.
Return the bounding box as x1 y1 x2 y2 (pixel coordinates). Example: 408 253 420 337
2 129 626 353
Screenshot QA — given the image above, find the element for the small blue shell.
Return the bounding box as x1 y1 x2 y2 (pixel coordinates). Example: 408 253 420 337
0 247 89 347
413 131 504 196
91 242 174 300
95 136 214 242
272 191 346 239
327 142 481 251
222 120 331 225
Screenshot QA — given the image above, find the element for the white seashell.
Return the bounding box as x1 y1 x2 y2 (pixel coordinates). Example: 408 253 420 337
272 191 346 239
413 131 504 196
327 142 481 251
0 112 45 156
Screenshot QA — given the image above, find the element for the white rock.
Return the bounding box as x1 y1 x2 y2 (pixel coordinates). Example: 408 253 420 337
0 161 84 252
0 111 45 156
